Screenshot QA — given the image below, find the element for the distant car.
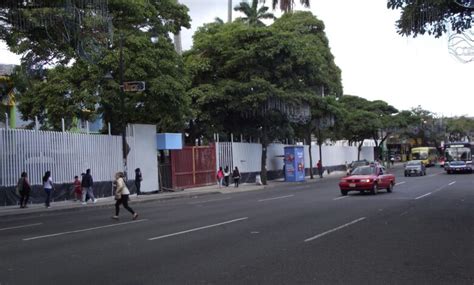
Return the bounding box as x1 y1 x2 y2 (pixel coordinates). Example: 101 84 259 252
339 165 395 196
346 160 370 175
404 160 426 177
437 157 445 168
445 160 473 174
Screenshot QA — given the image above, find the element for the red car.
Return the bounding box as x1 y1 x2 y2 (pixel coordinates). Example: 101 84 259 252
339 165 395 196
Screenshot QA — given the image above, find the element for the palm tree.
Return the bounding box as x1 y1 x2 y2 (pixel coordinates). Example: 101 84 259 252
234 0 275 26
265 0 311 13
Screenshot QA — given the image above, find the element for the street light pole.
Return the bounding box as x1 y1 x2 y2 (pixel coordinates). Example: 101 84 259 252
119 32 128 180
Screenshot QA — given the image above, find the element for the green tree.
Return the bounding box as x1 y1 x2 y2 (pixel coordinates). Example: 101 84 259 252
3 0 191 133
234 0 275 26
263 0 311 12
186 12 340 184
446 116 474 142
387 0 473 38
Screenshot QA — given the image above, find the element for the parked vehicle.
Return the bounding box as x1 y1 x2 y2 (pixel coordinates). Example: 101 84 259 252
404 160 426 177
346 160 370 175
339 165 395 196
445 160 473 174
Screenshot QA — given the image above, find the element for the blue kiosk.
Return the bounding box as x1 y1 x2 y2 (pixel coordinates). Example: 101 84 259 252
284 146 305 182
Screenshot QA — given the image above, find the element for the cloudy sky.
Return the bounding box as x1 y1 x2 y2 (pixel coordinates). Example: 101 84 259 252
1 0 473 117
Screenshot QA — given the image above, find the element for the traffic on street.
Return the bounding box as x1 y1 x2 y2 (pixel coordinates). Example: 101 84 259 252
1 165 472 284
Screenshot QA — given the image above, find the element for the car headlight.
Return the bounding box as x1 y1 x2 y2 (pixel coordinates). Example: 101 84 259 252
360 179 372 183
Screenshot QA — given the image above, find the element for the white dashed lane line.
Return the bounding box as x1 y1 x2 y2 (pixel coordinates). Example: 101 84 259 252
448 181 456 186
396 181 406 186
333 196 348 201
258 195 294 202
0 223 43 232
415 192 432 200
304 217 366 242
23 219 147 241
148 217 248 241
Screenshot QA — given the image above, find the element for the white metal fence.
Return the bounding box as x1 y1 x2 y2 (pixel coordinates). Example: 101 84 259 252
217 142 374 173
0 128 135 187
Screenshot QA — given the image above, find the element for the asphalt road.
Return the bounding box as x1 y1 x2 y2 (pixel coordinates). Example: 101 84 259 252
1 166 473 285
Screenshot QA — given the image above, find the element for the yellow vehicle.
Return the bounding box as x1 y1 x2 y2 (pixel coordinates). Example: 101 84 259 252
410 147 439 166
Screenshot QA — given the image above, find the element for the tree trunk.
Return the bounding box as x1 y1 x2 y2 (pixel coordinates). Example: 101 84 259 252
318 128 323 178
260 123 268 185
307 130 314 179
357 141 363 160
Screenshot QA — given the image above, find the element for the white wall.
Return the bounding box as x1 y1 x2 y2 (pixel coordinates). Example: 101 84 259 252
128 124 159 192
226 142 374 173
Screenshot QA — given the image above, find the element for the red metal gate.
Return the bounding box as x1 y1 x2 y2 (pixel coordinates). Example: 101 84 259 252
171 144 216 189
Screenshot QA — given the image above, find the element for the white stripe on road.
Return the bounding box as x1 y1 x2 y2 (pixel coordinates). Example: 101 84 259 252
415 192 432 200
395 181 406 186
0 223 42 232
148 217 248 241
188 197 232 205
23 219 147 241
258 195 294 202
304 217 366 242
333 196 348 200
448 181 456 186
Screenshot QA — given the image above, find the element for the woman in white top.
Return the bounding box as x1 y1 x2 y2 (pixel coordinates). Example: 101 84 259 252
112 172 138 220
42 171 54 208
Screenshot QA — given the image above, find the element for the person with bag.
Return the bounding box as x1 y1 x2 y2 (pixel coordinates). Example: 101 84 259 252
42 171 54 208
232 166 241 188
112 172 138 220
17 172 31 208
81 169 97 204
224 166 230 187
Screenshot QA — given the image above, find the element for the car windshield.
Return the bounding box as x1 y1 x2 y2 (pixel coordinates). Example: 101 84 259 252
449 161 465 165
351 166 375 175
351 161 367 167
407 161 421 166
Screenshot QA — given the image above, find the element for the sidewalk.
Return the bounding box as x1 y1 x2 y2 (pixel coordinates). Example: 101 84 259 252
0 171 346 218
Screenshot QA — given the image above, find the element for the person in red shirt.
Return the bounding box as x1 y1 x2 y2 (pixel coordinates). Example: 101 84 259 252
73 176 82 202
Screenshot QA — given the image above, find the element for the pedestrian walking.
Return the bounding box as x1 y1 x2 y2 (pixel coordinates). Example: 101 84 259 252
112 172 138 220
232 166 241 187
224 166 230 187
216 167 224 188
81 169 96 204
135 168 142 195
17 172 31 208
42 171 54 208
317 160 323 178
73 176 82 202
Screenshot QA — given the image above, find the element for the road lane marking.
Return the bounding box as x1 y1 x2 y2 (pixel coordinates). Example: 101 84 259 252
0 223 42 232
258 195 294 202
333 196 348 200
23 219 147 241
188 197 232 205
395 181 406 186
400 211 409 217
304 217 366 242
148 217 248 241
415 192 432 200
448 181 456 186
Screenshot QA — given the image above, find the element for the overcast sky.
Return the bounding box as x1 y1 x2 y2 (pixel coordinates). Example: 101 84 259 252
1 0 473 117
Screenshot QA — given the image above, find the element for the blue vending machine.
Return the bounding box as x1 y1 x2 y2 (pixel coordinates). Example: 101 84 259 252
284 146 305 182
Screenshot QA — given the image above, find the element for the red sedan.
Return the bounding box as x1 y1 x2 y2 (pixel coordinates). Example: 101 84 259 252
339 165 395 196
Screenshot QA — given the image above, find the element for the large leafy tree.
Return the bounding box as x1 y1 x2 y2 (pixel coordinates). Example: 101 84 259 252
263 0 311 12
387 0 473 38
234 0 275 26
2 0 191 133
186 11 340 184
445 116 474 142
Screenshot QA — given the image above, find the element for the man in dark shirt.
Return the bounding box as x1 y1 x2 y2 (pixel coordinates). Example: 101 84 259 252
81 169 97 204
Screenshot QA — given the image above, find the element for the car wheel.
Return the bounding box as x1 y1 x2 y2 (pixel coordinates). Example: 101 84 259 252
447 170 451 174
370 184 378 195
404 172 407 177
341 190 348 196
387 182 393 193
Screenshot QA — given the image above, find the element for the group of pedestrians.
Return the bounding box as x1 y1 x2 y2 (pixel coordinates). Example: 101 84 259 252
217 166 241 187
15 168 140 220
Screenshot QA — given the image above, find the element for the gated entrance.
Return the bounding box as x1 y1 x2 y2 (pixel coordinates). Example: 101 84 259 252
170 145 216 189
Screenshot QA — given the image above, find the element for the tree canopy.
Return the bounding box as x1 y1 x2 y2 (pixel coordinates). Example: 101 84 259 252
387 0 473 38
234 0 275 26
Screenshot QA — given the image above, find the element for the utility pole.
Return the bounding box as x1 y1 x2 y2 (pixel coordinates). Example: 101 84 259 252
228 0 232 22
119 32 128 180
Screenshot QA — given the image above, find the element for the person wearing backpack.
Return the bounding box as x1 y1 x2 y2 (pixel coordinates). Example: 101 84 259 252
17 172 31 208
